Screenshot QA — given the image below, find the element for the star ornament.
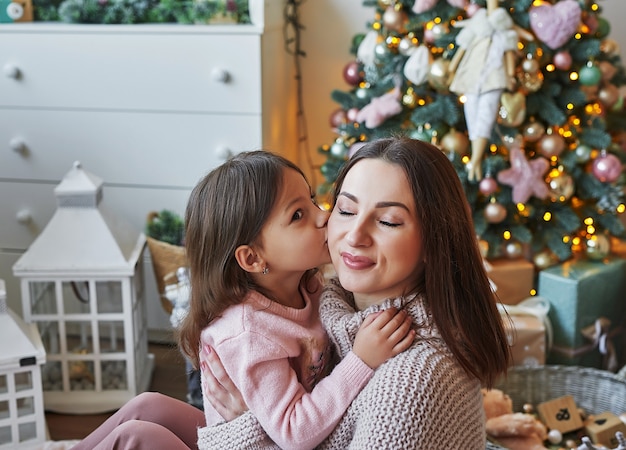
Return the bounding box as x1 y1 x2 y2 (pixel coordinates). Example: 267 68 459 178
497 146 550 204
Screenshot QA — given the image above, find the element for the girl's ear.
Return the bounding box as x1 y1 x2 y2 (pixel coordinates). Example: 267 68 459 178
234 245 264 273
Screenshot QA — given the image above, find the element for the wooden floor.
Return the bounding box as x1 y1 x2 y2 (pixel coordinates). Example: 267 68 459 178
45 342 189 441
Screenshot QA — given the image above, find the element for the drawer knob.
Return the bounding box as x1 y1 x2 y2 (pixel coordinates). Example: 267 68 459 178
215 146 232 159
3 63 21 79
16 209 32 224
211 68 231 83
10 137 26 153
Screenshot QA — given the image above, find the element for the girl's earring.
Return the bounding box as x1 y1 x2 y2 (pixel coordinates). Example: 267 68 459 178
262 266 269 275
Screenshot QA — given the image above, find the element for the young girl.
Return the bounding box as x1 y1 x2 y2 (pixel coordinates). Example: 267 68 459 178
178 150 414 450
201 137 512 449
71 151 413 450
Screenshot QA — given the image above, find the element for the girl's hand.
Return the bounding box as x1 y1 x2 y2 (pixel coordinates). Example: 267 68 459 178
200 345 248 421
352 308 415 369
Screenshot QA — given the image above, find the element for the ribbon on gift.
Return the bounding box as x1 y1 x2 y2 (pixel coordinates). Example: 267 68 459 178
551 317 623 373
497 296 553 352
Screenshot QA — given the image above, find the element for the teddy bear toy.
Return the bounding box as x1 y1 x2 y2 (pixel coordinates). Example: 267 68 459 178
482 388 548 450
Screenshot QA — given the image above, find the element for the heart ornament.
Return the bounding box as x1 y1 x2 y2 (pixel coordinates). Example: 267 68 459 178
499 92 526 127
529 0 581 50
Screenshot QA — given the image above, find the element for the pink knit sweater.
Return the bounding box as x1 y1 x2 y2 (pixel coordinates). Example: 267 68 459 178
197 276 373 450
198 278 487 449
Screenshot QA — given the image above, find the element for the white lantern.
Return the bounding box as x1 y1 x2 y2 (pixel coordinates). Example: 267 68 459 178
12 162 153 414
0 279 46 448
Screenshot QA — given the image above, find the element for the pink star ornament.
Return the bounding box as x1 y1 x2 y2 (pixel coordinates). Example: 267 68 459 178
355 87 403 129
497 146 550 204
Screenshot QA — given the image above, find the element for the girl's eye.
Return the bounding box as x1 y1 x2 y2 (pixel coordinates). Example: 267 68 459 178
292 209 304 221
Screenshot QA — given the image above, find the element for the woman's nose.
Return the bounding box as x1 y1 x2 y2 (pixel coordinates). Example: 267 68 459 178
345 220 371 247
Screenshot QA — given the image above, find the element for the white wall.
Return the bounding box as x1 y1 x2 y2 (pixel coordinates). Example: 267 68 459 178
298 0 626 173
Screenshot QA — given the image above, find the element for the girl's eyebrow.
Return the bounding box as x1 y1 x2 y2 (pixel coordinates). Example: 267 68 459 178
338 192 410 212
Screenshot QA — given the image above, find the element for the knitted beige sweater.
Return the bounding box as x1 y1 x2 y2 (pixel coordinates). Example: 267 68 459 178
198 278 487 449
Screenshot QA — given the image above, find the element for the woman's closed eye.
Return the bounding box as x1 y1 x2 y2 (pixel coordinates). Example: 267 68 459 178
379 219 401 228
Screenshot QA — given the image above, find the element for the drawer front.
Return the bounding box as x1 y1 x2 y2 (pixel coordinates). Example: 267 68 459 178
0 181 191 250
0 30 262 113
0 108 262 186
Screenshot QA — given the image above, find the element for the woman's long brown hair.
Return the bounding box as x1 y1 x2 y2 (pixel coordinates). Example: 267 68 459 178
332 137 511 387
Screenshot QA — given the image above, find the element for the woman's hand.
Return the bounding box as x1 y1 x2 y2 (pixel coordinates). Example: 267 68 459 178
200 345 248 421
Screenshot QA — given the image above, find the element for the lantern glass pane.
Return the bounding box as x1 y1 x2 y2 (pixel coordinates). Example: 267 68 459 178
69 360 95 391
0 425 11 445
0 374 6 394
14 371 33 392
42 361 63 391
28 281 56 315
62 281 91 314
101 360 127 391
98 321 125 353
0 400 8 419
65 321 93 354
96 281 123 314
37 321 60 355
16 396 34 417
18 421 36 442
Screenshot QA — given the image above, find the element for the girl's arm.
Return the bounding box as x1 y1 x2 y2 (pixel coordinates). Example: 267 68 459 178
202 308 413 450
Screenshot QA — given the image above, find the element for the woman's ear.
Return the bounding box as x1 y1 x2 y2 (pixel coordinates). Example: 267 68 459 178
234 245 264 273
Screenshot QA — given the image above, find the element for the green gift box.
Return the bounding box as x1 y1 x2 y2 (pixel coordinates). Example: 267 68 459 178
537 257 626 370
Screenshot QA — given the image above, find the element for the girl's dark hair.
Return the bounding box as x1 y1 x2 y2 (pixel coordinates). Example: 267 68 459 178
333 137 511 387
178 151 313 367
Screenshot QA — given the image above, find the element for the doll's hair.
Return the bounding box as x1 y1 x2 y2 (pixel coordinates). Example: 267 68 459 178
178 150 316 366
333 137 511 387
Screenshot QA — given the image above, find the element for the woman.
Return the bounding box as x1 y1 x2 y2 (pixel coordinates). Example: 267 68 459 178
202 136 511 449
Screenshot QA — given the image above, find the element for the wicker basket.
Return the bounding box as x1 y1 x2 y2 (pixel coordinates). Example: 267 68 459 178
486 364 626 449
146 236 187 314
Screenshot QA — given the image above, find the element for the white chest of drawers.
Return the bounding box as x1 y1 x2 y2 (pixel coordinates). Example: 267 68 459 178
0 0 295 331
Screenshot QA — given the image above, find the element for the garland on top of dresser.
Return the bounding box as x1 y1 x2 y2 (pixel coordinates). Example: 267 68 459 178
33 0 250 24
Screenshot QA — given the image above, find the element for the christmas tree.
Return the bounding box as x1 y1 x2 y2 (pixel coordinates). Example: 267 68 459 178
318 0 626 270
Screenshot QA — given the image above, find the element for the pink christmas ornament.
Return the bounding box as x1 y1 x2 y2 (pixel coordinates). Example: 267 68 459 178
497 146 550 204
412 0 467 14
592 152 622 183
479 176 498 196
529 0 581 50
355 87 403 129
553 50 572 71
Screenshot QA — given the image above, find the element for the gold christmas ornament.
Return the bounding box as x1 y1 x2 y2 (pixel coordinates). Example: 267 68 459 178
600 38 620 57
598 83 619 109
533 249 557 270
585 234 610 260
505 241 523 259
398 36 416 56
427 58 451 92
548 172 575 202
522 55 540 74
440 129 469 155
537 133 566 158
484 202 507 224
382 6 407 32
430 22 450 41
519 71 544 92
402 89 418 108
498 92 526 127
574 143 592 163
523 120 546 142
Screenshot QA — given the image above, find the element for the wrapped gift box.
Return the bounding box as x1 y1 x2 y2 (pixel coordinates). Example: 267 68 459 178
538 257 626 370
503 311 547 367
486 258 535 305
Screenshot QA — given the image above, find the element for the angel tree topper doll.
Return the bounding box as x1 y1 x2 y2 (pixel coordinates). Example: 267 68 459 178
448 0 530 181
